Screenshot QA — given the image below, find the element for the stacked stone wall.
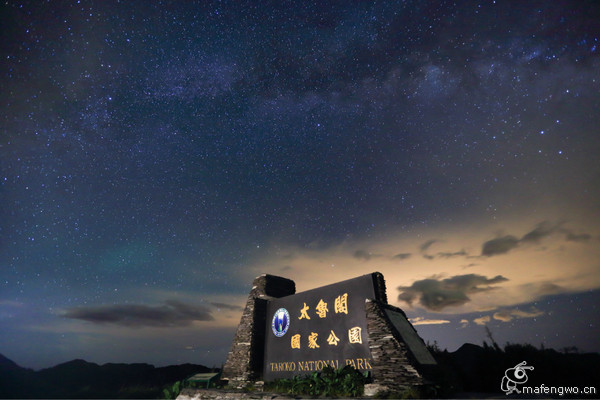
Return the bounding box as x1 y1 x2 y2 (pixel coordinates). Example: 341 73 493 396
365 299 425 392
221 275 295 387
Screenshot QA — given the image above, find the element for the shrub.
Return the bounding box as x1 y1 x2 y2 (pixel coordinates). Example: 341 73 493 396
265 365 367 397
161 380 181 399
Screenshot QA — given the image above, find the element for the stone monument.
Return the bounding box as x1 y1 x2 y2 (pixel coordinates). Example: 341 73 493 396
221 272 437 394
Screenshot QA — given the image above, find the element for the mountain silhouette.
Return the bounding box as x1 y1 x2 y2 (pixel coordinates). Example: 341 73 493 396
0 354 25 371
0 354 212 398
431 342 600 396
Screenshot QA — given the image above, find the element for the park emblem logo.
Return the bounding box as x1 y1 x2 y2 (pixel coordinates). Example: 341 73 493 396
271 308 290 337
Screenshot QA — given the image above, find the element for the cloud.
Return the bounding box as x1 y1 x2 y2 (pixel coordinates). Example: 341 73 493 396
481 221 586 257
431 250 468 259
393 253 412 260
353 249 376 261
397 274 508 311
520 221 558 244
493 307 544 322
209 302 244 312
481 235 520 256
564 232 592 242
63 300 214 328
409 317 451 325
419 240 439 252
520 282 565 298
418 239 468 260
473 315 491 325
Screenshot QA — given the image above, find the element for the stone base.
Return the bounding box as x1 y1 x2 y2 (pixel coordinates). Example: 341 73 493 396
176 388 298 400
363 383 388 397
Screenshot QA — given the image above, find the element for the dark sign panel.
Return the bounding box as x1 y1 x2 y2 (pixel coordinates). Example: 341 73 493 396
263 274 377 380
384 308 437 366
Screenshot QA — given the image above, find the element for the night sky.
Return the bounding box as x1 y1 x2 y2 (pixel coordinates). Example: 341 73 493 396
1 0 599 370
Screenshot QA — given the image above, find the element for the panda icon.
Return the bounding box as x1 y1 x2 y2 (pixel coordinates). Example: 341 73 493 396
501 361 534 395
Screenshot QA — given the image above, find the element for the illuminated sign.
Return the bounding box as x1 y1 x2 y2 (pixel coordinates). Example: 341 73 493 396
263 274 377 380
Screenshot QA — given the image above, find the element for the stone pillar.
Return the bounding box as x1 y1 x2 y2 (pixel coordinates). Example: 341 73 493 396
371 271 387 303
221 274 295 388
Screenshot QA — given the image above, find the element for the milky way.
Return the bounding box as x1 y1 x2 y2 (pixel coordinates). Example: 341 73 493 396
1 0 599 369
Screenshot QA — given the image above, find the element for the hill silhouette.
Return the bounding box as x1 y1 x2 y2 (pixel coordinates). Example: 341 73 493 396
0 354 212 398
431 342 600 397
0 354 24 371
